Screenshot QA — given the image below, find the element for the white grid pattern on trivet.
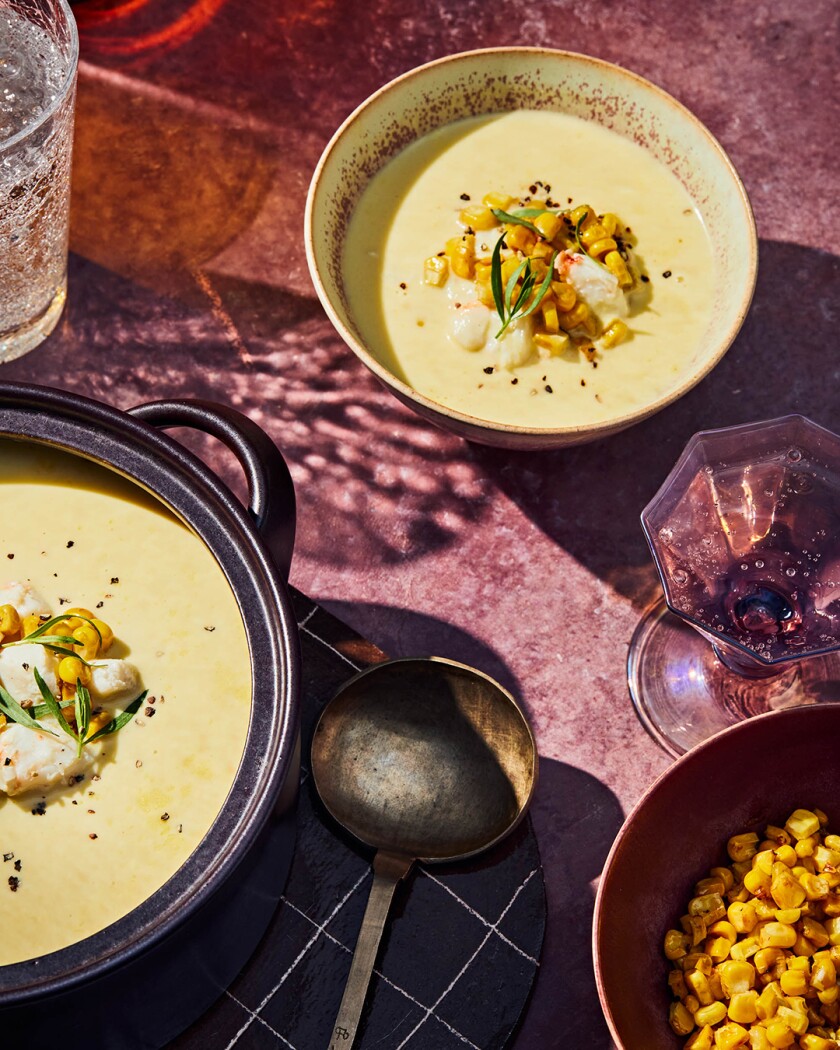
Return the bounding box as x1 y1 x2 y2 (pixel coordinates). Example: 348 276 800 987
223 871 368 1050
299 616 363 672
424 871 539 965
392 869 539 1050
226 993 297 1050
223 864 539 1050
280 895 481 1050
297 607 318 630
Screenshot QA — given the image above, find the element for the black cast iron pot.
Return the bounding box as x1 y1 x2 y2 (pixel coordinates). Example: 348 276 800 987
0 382 301 1049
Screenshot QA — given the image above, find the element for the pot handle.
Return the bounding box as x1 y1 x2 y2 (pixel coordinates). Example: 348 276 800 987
127 400 296 581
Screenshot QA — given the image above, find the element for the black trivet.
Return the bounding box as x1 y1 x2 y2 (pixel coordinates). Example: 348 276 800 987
171 590 546 1050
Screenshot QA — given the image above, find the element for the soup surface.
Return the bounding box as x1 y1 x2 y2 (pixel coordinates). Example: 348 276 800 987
343 110 715 428
0 440 251 965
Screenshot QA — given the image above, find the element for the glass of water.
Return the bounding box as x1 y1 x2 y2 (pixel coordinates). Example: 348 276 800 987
0 0 78 362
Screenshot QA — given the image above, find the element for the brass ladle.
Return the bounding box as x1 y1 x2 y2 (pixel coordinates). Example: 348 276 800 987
311 657 538 1050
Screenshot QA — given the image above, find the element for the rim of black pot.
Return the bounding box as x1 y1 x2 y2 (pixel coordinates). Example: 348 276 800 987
0 382 300 1002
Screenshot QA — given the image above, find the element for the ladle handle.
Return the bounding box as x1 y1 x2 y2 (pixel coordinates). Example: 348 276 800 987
328 851 413 1049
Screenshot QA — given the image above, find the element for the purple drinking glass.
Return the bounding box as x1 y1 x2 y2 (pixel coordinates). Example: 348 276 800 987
628 415 840 755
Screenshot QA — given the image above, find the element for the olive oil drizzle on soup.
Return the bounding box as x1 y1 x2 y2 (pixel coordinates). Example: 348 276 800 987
0 441 251 965
343 111 715 429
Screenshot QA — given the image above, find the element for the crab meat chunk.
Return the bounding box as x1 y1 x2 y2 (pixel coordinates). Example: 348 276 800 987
0 644 58 707
0 721 91 796
490 315 535 370
450 302 491 351
89 659 140 702
0 580 51 620
557 251 628 320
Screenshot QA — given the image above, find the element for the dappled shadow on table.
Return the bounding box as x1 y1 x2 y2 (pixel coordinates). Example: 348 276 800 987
4 238 835 589
471 239 840 607
514 757 624 1049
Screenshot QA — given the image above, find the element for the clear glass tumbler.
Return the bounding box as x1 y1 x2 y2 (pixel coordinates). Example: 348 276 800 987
0 0 78 361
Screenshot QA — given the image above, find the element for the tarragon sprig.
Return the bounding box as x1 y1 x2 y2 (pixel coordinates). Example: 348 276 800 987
2 612 103 664
0 681 50 734
31 667 146 757
489 232 558 339
490 208 545 236
494 204 612 273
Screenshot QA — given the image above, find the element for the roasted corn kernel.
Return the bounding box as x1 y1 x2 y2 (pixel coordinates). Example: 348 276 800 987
86 710 112 738
57 656 91 688
459 204 498 231
600 318 629 349
445 234 475 279
533 212 563 241
686 1024 715 1049
0 603 20 637
423 255 449 287
786 810 822 841
62 607 94 631
695 1002 727 1027
670 1000 696 1036
666 809 840 1046
482 191 515 211
604 249 633 287
533 332 571 357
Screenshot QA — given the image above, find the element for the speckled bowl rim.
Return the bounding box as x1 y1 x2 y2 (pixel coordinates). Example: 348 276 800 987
305 46 758 442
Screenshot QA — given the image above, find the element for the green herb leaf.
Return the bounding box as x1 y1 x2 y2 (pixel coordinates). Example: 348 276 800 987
510 207 558 219
27 633 79 646
573 210 588 255
490 233 506 324
18 614 73 640
572 211 610 272
32 698 74 720
495 259 534 340
74 680 91 757
516 251 558 322
492 246 558 341
504 257 530 315
0 682 51 734
6 637 90 663
86 692 147 744
491 208 542 236
41 643 90 662
7 612 102 648
32 667 76 741
510 270 535 320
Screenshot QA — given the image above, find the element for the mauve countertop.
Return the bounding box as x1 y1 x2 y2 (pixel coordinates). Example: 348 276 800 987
6 1 840 1045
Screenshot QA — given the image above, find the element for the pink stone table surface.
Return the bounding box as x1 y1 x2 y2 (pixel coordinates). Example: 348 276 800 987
6 1 839 1045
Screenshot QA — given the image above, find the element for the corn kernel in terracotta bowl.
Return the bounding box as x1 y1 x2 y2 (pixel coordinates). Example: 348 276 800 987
594 705 840 1049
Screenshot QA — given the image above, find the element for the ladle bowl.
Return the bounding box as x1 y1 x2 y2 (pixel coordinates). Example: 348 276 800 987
311 657 537 1049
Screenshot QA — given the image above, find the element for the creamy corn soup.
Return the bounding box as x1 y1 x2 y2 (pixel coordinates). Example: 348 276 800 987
343 110 715 428
0 440 251 965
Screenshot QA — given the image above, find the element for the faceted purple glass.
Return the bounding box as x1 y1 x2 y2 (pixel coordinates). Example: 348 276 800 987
642 415 840 667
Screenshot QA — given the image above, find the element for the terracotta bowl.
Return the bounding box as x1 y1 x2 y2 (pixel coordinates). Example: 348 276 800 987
305 47 757 450
593 704 840 1049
